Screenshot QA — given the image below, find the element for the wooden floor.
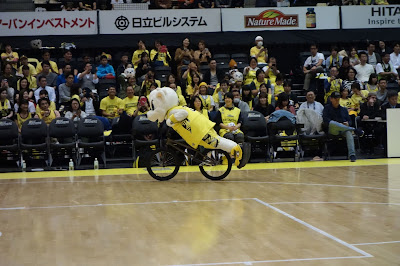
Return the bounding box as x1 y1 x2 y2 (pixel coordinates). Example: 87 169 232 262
0 159 400 266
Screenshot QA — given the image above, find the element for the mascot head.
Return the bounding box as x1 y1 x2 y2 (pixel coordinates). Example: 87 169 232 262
124 67 135 79
147 87 179 122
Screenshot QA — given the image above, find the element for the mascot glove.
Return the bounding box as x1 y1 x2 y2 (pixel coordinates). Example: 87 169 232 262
166 118 174 127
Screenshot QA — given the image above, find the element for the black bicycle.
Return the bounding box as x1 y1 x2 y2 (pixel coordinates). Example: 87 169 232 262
146 128 232 181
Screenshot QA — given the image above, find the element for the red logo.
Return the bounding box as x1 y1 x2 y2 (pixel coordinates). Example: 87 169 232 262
245 10 298 28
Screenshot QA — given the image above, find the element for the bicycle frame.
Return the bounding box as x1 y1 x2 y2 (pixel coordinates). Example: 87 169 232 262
164 138 212 166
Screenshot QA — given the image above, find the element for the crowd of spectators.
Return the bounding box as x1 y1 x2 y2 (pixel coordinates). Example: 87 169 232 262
1 38 399 162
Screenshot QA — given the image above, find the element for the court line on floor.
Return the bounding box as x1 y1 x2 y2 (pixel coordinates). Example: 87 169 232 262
269 202 400 206
352 241 400 246
253 198 373 258
1 179 399 192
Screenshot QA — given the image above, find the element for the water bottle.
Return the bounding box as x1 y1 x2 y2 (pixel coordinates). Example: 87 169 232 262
68 159 74 171
94 158 99 170
22 160 26 172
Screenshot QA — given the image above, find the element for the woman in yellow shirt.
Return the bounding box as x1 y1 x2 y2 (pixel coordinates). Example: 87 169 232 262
132 40 149 69
190 95 209 120
0 88 13 119
35 98 60 125
243 57 259 85
186 73 201 97
15 99 33 132
365 73 378 92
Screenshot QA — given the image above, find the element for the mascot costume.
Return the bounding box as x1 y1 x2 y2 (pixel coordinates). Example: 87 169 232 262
147 87 250 169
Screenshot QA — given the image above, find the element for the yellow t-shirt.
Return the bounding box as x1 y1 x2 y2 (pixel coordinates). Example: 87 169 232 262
141 79 161 96
1 52 19 69
340 98 352 109
100 96 123 118
132 49 149 68
16 112 33 130
121 96 139 116
18 75 37 90
150 49 171 67
250 46 267 64
36 60 59 74
244 68 258 85
37 109 56 125
398 92 400 104
365 84 378 93
350 90 369 112
274 84 284 96
178 94 187 107
35 101 56 113
18 63 37 76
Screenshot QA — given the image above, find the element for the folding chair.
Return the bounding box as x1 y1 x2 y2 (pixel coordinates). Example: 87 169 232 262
0 119 20 168
48 117 77 167
20 118 49 167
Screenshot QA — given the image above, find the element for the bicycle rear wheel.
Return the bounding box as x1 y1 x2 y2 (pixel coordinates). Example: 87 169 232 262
146 148 180 181
199 149 232 181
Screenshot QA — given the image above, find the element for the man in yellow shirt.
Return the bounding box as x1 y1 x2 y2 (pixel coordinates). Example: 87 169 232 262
18 55 37 76
1 44 19 70
36 50 58 74
121 86 139 116
100 86 123 119
250 36 268 66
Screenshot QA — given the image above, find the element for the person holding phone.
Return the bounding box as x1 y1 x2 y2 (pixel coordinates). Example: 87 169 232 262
150 40 172 67
250 36 268 66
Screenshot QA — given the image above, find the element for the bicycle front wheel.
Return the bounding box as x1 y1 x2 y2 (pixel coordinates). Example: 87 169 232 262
199 149 232 181
146 148 180 181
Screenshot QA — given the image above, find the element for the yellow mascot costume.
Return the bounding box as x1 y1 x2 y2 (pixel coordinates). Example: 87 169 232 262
147 87 249 168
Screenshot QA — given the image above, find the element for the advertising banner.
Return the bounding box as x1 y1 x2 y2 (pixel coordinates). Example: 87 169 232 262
99 9 221 34
0 11 97 36
221 7 340 32
342 5 400 29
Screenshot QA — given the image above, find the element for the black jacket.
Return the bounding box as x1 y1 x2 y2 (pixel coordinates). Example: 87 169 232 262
359 102 381 119
203 69 225 85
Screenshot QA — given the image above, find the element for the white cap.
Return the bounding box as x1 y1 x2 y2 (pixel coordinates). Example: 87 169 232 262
255 36 263 41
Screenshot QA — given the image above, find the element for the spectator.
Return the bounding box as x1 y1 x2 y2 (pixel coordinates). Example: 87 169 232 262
203 59 224 90
177 0 195 8
78 63 99 92
338 57 351 80
1 44 18 71
81 88 100 116
349 47 360 67
65 98 87 122
241 85 253 109
35 97 60 125
59 50 78 76
350 82 368 114
116 86 139 133
136 52 152 82
283 80 299 108
77 54 92 73
376 52 399 83
166 74 182 96
0 87 13 119
250 36 268 66
262 57 280 85
62 1 78 10
197 0 215 8
36 50 58 74
359 92 381 120
34 76 56 103
116 53 130 77
389 43 400 74
190 95 209 118
36 61 58 89
186 72 201 97
170 83 187 107
275 92 295 115
15 89 35 114
59 73 75 107
182 62 202 88
97 55 115 79
215 92 244 144
249 69 271 97
16 78 33 102
303 44 325 91
339 87 353 112
380 90 400 120
366 43 382 69
254 92 275 122
156 0 172 8
119 76 140 98
100 86 123 119
325 46 344 69
0 63 18 90
193 82 214 111
322 91 363 162
132 41 149 69
377 41 392 57
343 67 362 92
15 99 33 132
79 0 97 10
0 79 15 105
56 63 78 88
213 80 229 110
324 66 343 103
253 82 272 107
141 70 161 96
376 78 388 105
194 40 212 66
175 38 194 77
299 90 324 116
132 96 150 117
35 89 56 114
365 73 378 92
354 51 375 84
273 73 284 97
18 55 37 77
232 89 250 113
18 65 37 91
150 40 172 67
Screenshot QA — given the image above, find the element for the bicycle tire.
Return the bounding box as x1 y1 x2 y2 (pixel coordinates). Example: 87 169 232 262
146 148 180 181
199 149 232 181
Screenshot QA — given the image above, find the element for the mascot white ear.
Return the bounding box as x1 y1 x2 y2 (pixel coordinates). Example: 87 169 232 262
147 87 179 123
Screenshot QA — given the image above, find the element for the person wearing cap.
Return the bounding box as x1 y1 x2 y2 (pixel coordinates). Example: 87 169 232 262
18 55 37 76
1 44 19 70
323 91 364 162
250 36 268 65
64 97 87 122
299 91 324 116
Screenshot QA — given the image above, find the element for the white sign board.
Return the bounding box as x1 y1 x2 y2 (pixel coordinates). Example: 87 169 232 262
0 11 97 36
221 7 340 32
342 5 400 29
387 109 400 158
99 9 221 34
